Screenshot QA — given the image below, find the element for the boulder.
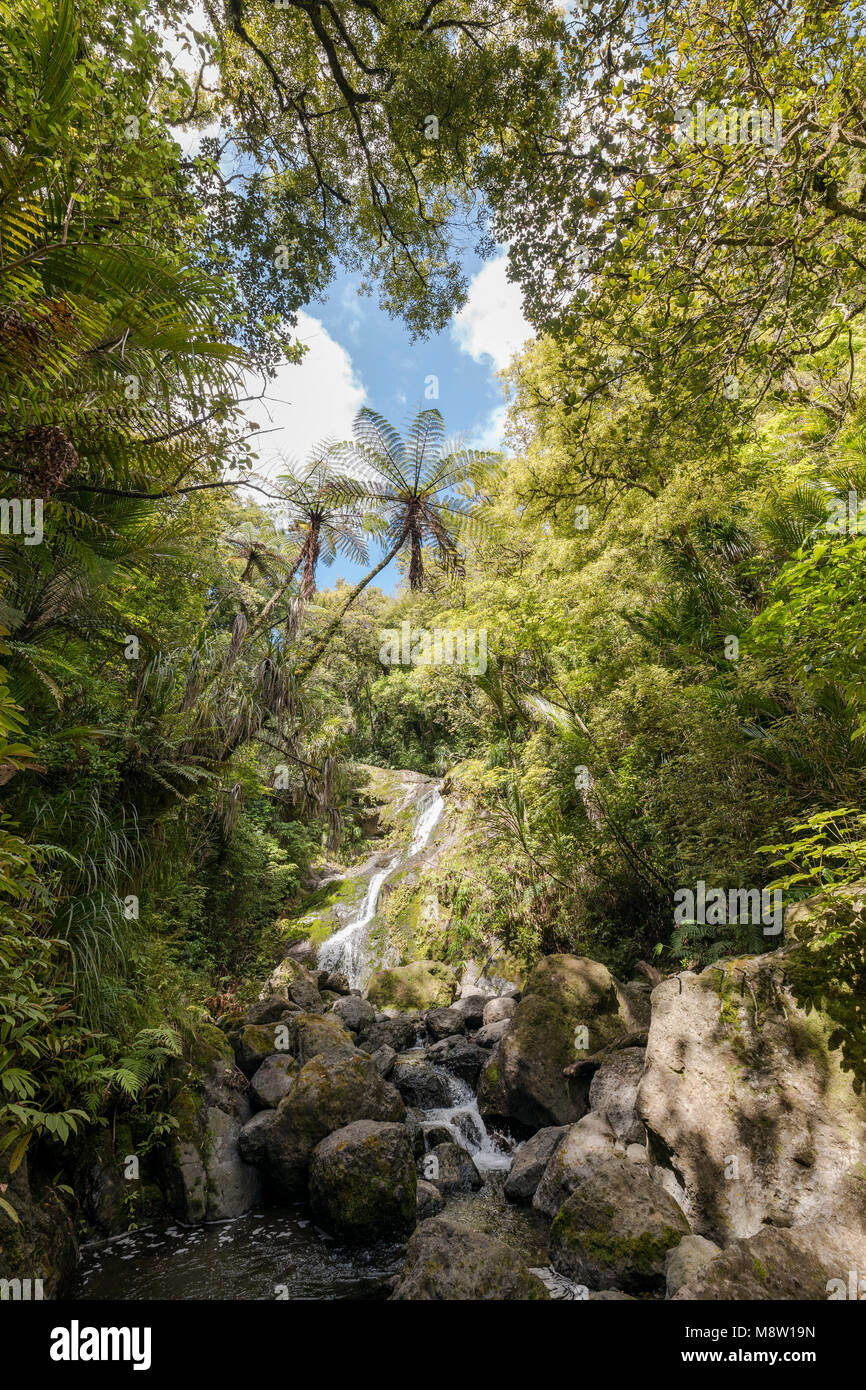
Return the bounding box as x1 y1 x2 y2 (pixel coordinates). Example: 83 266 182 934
478 955 648 1129
483 996 517 1026
671 1224 866 1301
475 1019 511 1047
370 1044 397 1077
242 1051 405 1198
390 1217 550 1300
243 994 293 1025
416 1180 445 1221
504 1126 568 1203
665 1234 722 1298
331 995 376 1033
325 972 351 995
425 1035 487 1087
266 957 324 1014
357 1015 417 1054
309 1121 416 1243
549 1160 690 1294
366 960 459 1012
425 1005 466 1041
532 1111 618 1217
391 1056 453 1109
588 1047 646 1144
422 1142 482 1193
287 1012 356 1065
250 1053 298 1108
234 1023 286 1079
452 992 487 1027
637 925 866 1243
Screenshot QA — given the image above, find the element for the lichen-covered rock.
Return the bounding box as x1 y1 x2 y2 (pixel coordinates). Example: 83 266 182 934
665 1234 722 1298
549 1161 690 1294
287 1011 356 1065
250 1053 298 1108
478 955 648 1129
422 1141 482 1193
637 922 866 1243
242 1051 405 1198
234 1023 287 1079
425 1005 466 1040
366 960 458 1012
425 1035 487 1087
532 1111 618 1217
390 1216 550 1300
671 1224 866 1300
504 1126 568 1203
309 1120 416 1242
588 1047 646 1144
331 994 376 1033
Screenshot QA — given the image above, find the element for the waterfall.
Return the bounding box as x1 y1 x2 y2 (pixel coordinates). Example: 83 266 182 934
317 782 444 989
422 1069 515 1175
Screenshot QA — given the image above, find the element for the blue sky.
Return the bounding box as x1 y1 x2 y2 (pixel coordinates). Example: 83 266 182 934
163 7 534 594
243 252 532 593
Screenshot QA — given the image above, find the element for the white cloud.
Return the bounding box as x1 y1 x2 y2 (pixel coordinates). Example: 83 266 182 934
452 256 533 372
468 402 509 453
242 311 367 479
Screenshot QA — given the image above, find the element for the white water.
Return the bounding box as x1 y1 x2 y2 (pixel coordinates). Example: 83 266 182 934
317 783 444 989
422 1069 515 1175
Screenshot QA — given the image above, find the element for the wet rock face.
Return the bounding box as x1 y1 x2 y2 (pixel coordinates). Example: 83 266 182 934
425 1005 466 1040
549 1160 690 1294
331 995 376 1033
478 955 645 1129
390 1216 550 1301
357 1015 417 1054
637 946 866 1243
309 1120 417 1243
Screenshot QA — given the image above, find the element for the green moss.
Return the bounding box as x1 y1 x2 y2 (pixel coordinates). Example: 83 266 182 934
753 1258 769 1280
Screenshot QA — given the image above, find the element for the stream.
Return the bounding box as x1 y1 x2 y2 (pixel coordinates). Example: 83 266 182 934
67 781 544 1301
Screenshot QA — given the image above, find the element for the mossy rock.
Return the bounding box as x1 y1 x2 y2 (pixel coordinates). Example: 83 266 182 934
366 960 458 1011
390 1216 550 1300
309 1120 417 1242
549 1161 689 1294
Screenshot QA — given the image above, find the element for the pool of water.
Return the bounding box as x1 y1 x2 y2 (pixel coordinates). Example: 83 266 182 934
67 1206 405 1302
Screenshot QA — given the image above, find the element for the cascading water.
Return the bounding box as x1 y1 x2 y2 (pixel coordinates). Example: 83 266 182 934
421 1069 515 1174
316 783 445 989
